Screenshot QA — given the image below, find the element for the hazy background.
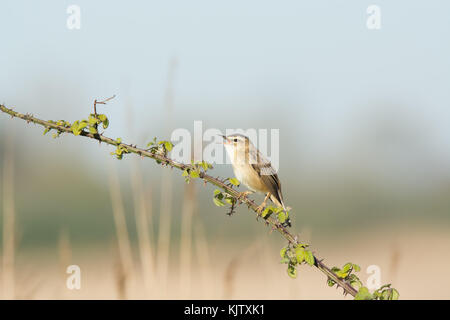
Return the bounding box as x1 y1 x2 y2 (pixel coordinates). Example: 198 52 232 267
0 0 449 299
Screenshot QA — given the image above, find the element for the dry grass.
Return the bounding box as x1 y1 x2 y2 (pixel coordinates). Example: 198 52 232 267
178 182 196 298
131 160 156 298
155 168 173 298
155 57 178 298
192 216 214 298
2 137 449 299
2 129 15 299
3 224 449 299
108 160 135 298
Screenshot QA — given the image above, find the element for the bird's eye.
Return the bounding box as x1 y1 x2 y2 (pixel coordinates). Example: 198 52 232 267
233 138 238 143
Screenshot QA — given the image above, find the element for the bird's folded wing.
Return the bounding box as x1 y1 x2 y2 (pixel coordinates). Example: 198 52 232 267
250 148 284 207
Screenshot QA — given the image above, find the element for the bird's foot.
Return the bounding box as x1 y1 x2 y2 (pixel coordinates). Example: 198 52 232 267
256 204 266 214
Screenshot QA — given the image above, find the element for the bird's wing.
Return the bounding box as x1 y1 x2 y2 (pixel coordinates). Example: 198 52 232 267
250 148 285 209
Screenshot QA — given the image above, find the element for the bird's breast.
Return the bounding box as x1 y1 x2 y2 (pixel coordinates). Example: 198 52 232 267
232 163 268 194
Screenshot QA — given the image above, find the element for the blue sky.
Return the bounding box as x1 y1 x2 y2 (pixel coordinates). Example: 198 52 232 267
1 0 450 186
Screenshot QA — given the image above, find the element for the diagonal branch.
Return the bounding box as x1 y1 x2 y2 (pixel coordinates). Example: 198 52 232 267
0 104 358 297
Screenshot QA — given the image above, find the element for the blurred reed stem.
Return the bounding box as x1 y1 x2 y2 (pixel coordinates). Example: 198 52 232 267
178 182 196 298
156 57 177 298
122 80 156 298
58 228 72 299
130 159 155 298
155 170 172 298
193 218 213 298
2 130 15 299
108 161 135 299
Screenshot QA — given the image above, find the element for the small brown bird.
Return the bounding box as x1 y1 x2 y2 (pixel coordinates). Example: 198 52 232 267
221 134 287 213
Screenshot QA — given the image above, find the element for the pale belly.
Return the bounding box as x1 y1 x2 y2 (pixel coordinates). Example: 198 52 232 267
233 164 268 194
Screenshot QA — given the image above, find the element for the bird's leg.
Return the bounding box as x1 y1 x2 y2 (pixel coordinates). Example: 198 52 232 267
256 193 271 213
237 190 254 201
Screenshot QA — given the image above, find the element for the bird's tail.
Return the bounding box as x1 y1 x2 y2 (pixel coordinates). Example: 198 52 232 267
270 193 287 212
270 193 291 227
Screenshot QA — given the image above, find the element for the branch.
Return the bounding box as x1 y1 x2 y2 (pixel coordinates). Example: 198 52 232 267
0 103 399 300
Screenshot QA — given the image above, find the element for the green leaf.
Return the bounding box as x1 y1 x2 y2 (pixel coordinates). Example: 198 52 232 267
98 114 107 122
304 250 315 266
335 270 349 279
280 247 288 258
89 126 98 134
342 263 352 273
350 279 363 290
164 141 173 151
95 114 109 129
378 284 392 291
287 264 297 279
78 121 88 130
71 121 83 135
190 170 200 178
182 169 189 177
390 289 400 300
295 247 305 264
348 274 363 290
102 117 109 129
375 285 400 300
354 287 374 300
198 161 212 171
88 115 99 125
229 178 240 186
214 189 222 196
380 290 390 300
261 209 272 218
294 247 314 266
157 140 173 151
213 198 225 207
277 211 287 223
146 137 157 147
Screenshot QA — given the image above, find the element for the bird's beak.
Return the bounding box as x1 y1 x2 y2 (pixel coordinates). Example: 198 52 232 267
219 135 229 144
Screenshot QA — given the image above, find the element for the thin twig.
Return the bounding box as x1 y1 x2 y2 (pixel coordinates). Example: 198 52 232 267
93 95 116 117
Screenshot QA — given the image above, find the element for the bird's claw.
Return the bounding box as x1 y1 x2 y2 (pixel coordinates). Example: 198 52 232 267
256 204 265 213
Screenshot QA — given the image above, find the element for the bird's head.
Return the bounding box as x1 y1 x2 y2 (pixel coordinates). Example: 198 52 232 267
220 133 248 145
220 134 251 164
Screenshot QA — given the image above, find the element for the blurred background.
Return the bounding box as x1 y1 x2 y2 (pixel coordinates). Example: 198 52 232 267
0 0 450 299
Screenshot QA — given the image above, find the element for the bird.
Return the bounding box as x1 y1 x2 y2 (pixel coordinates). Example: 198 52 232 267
221 134 287 214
